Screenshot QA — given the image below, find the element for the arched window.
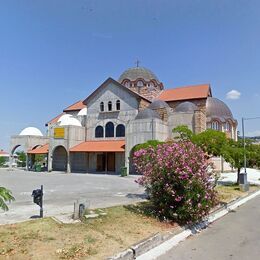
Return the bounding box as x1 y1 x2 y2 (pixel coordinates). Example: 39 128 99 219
105 122 114 137
116 100 120 111
108 101 112 111
211 121 219 131
225 122 231 132
148 82 154 90
124 81 130 88
100 102 104 112
95 126 104 138
137 80 144 87
116 124 125 137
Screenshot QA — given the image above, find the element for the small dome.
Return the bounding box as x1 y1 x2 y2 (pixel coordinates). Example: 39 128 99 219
148 100 170 109
206 97 233 120
119 67 159 83
58 114 82 127
58 114 72 122
175 102 198 113
135 108 161 120
19 127 43 136
77 107 87 116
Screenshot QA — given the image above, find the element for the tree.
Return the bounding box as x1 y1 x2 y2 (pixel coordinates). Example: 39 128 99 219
192 129 228 157
173 125 260 184
222 139 260 183
222 139 245 183
0 187 15 211
35 154 45 163
0 157 6 167
173 126 228 158
16 151 26 167
172 125 194 141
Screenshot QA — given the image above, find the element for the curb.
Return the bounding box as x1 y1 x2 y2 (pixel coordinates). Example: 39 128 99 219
107 189 260 260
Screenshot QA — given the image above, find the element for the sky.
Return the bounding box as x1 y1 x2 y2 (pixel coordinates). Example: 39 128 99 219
1 0 260 150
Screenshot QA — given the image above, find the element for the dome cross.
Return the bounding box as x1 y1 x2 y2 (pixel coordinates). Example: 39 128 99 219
135 59 141 67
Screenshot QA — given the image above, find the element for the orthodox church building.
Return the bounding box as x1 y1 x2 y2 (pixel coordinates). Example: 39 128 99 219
10 66 238 174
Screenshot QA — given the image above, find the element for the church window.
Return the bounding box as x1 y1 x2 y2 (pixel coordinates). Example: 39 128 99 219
105 122 114 137
124 81 130 88
225 122 231 131
211 121 220 131
116 124 125 137
108 101 112 111
137 80 144 87
100 102 104 112
116 100 120 111
95 126 104 138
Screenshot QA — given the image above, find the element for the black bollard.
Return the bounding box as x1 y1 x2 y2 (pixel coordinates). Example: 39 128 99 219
32 185 43 218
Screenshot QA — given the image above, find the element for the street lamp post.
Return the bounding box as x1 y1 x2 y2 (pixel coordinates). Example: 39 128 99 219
239 116 260 191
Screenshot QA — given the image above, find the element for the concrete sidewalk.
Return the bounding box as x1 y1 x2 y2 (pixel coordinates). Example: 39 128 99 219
0 169 145 224
220 168 260 185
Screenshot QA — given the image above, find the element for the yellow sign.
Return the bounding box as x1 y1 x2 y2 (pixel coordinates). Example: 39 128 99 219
54 128 65 139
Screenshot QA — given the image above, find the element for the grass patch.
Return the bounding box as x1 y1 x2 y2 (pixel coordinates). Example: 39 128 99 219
1 186 258 259
0 205 176 260
216 184 260 203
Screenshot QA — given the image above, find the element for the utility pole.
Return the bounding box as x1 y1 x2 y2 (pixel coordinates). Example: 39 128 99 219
240 116 260 191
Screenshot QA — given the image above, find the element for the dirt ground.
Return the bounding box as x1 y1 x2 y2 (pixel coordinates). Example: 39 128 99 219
0 205 176 260
1 185 258 260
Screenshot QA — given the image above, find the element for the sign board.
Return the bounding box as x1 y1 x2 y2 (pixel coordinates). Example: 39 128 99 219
54 128 65 139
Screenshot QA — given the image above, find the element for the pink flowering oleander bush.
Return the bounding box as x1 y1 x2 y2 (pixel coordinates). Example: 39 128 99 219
134 141 218 224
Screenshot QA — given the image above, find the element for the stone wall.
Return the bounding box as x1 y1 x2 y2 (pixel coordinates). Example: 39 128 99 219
194 110 206 134
167 98 207 113
138 99 150 110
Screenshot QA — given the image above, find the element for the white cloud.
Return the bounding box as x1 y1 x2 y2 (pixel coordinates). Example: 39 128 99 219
226 90 241 100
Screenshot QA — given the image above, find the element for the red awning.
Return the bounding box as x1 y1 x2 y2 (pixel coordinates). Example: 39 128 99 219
70 140 125 153
28 144 49 154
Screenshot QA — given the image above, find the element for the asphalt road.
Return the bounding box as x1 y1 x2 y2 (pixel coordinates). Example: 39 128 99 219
0 169 145 224
158 195 260 260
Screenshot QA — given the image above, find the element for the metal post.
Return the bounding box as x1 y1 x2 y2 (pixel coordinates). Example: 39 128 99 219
40 185 43 218
152 119 154 139
239 118 248 190
239 116 260 190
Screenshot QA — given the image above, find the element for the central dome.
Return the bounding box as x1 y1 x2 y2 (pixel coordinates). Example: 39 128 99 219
118 66 164 100
119 67 159 82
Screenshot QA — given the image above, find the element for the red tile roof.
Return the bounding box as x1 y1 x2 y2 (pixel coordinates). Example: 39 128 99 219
63 100 86 112
46 101 86 126
158 84 212 102
0 150 9 156
70 140 125 153
46 112 64 126
28 144 49 154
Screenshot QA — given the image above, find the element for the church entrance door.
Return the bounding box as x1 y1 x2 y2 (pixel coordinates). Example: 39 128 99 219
96 154 105 171
107 152 115 172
